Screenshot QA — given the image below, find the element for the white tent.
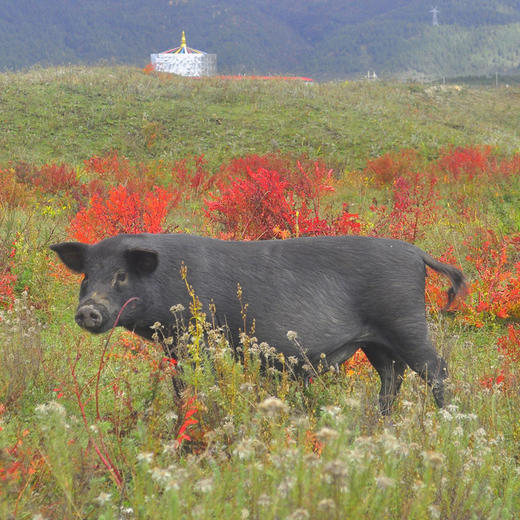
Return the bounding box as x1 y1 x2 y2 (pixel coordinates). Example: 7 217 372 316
150 31 217 77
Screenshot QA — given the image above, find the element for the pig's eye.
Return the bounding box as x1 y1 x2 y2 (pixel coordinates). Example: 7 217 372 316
116 272 127 283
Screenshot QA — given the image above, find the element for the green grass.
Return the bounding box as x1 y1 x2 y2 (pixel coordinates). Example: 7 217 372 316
1 66 520 170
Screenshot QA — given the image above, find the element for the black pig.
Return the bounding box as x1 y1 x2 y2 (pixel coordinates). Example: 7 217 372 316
51 233 466 413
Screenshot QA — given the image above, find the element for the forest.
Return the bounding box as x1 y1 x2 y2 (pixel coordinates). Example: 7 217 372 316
1 0 520 79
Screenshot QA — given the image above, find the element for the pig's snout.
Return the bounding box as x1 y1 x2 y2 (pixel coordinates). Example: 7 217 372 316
75 304 105 331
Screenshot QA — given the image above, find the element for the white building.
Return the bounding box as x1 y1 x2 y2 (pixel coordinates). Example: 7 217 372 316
150 31 217 77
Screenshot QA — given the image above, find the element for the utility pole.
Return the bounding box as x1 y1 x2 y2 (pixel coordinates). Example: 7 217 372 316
430 7 439 26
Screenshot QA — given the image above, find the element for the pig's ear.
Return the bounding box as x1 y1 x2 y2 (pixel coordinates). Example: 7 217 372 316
125 249 158 275
50 242 88 273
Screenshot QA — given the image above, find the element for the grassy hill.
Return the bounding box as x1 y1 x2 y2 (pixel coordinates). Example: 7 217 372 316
1 0 520 78
1 66 520 169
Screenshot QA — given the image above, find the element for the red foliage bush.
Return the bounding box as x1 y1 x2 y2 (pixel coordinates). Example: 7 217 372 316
434 145 520 181
370 173 441 243
32 164 79 194
170 155 216 200
462 232 520 325
480 325 520 392
498 324 520 363
8 162 79 195
0 169 32 208
68 185 177 243
206 167 302 240
205 163 360 240
0 429 43 498
218 153 296 181
364 149 421 186
83 151 158 195
498 153 520 177
435 146 494 181
0 269 17 310
426 231 520 325
0 240 17 310
424 246 464 312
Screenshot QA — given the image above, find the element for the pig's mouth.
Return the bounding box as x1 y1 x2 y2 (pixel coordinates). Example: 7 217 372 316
75 301 114 333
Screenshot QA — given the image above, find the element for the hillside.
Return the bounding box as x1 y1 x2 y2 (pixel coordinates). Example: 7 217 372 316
1 0 520 79
1 66 520 169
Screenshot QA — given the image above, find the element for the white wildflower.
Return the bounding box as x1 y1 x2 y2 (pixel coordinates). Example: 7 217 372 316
428 505 441 520
278 476 296 497
439 409 453 421
315 427 339 443
35 401 66 418
95 492 112 505
317 498 336 512
257 494 271 507
137 452 154 464
323 460 348 481
345 397 361 409
258 396 288 417
375 474 395 489
197 478 213 493
150 467 172 485
453 426 464 437
286 330 298 342
286 508 310 520
421 450 445 467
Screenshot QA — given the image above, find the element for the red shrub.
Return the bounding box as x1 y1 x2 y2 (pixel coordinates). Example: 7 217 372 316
0 269 16 310
0 429 43 498
0 169 32 208
364 149 421 186
218 154 336 198
498 325 520 363
328 204 362 236
371 173 441 243
425 246 464 313
170 155 216 200
32 164 79 194
218 153 296 181
463 231 520 325
0 240 17 310
205 167 303 240
427 232 520 325
205 163 359 240
498 153 520 177
480 325 520 392
83 152 158 195
9 162 79 195
68 185 177 243
435 146 494 181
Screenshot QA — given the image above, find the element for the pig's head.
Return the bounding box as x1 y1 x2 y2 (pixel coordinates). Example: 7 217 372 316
50 240 158 334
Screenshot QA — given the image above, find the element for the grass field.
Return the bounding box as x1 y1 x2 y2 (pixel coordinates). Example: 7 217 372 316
0 66 519 519
1 66 520 169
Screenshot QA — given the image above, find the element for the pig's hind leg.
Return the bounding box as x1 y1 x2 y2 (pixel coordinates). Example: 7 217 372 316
394 331 448 409
361 344 407 415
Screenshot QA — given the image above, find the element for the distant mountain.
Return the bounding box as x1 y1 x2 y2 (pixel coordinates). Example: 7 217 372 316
1 0 520 79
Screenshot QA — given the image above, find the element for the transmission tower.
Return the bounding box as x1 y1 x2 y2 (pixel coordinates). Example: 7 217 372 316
430 7 439 26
